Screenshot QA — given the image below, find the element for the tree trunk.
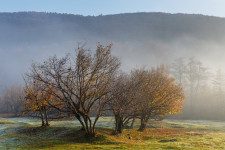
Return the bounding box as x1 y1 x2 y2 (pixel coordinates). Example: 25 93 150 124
77 115 96 138
139 117 148 131
129 117 135 129
114 114 124 134
85 116 96 138
44 108 49 126
84 131 96 138
40 111 45 127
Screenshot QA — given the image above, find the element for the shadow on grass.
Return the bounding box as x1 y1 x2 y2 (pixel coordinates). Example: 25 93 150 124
159 139 177 143
14 126 120 149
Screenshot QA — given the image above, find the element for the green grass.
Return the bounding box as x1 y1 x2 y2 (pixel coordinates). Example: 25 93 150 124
1 117 225 149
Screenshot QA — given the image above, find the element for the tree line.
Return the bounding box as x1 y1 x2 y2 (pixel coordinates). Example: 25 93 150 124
170 57 225 120
0 44 184 138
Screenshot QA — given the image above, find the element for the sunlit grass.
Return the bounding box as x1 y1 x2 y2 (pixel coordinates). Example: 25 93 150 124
1 117 225 149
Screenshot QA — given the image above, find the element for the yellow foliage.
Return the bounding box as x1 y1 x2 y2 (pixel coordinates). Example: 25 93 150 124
22 79 58 113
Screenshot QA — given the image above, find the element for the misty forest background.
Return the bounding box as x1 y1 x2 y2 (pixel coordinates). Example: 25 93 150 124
1 12 225 120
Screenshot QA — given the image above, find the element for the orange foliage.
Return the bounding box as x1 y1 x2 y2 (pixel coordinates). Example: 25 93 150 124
135 65 185 127
22 79 56 113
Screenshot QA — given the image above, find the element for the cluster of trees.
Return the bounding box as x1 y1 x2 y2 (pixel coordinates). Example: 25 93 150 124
110 67 184 134
0 85 24 116
170 57 225 120
171 57 208 111
2 55 225 123
18 43 184 138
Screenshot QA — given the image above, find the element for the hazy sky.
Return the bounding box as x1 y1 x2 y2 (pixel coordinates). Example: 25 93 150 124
1 0 225 17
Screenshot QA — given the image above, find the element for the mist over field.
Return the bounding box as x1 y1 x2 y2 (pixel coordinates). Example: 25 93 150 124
1 12 225 89
1 12 225 120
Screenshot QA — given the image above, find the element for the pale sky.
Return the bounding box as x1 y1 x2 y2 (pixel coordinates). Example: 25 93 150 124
1 0 225 17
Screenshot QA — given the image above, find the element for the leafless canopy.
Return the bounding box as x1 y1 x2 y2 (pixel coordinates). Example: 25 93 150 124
26 43 120 137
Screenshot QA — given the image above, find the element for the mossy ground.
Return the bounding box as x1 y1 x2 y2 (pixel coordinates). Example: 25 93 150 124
1 117 225 149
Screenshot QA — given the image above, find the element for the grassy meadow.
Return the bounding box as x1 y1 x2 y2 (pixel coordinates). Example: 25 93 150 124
1 117 225 149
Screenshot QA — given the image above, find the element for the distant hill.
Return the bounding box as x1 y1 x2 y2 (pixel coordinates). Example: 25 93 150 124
1 12 225 44
1 12 225 92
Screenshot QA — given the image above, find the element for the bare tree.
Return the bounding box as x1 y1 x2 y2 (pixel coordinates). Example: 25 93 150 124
212 69 225 112
109 71 142 134
27 43 120 137
186 58 208 110
171 57 186 85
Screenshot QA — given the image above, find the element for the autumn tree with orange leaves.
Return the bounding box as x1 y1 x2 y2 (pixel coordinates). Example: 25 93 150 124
23 77 57 126
109 66 184 133
136 65 185 131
